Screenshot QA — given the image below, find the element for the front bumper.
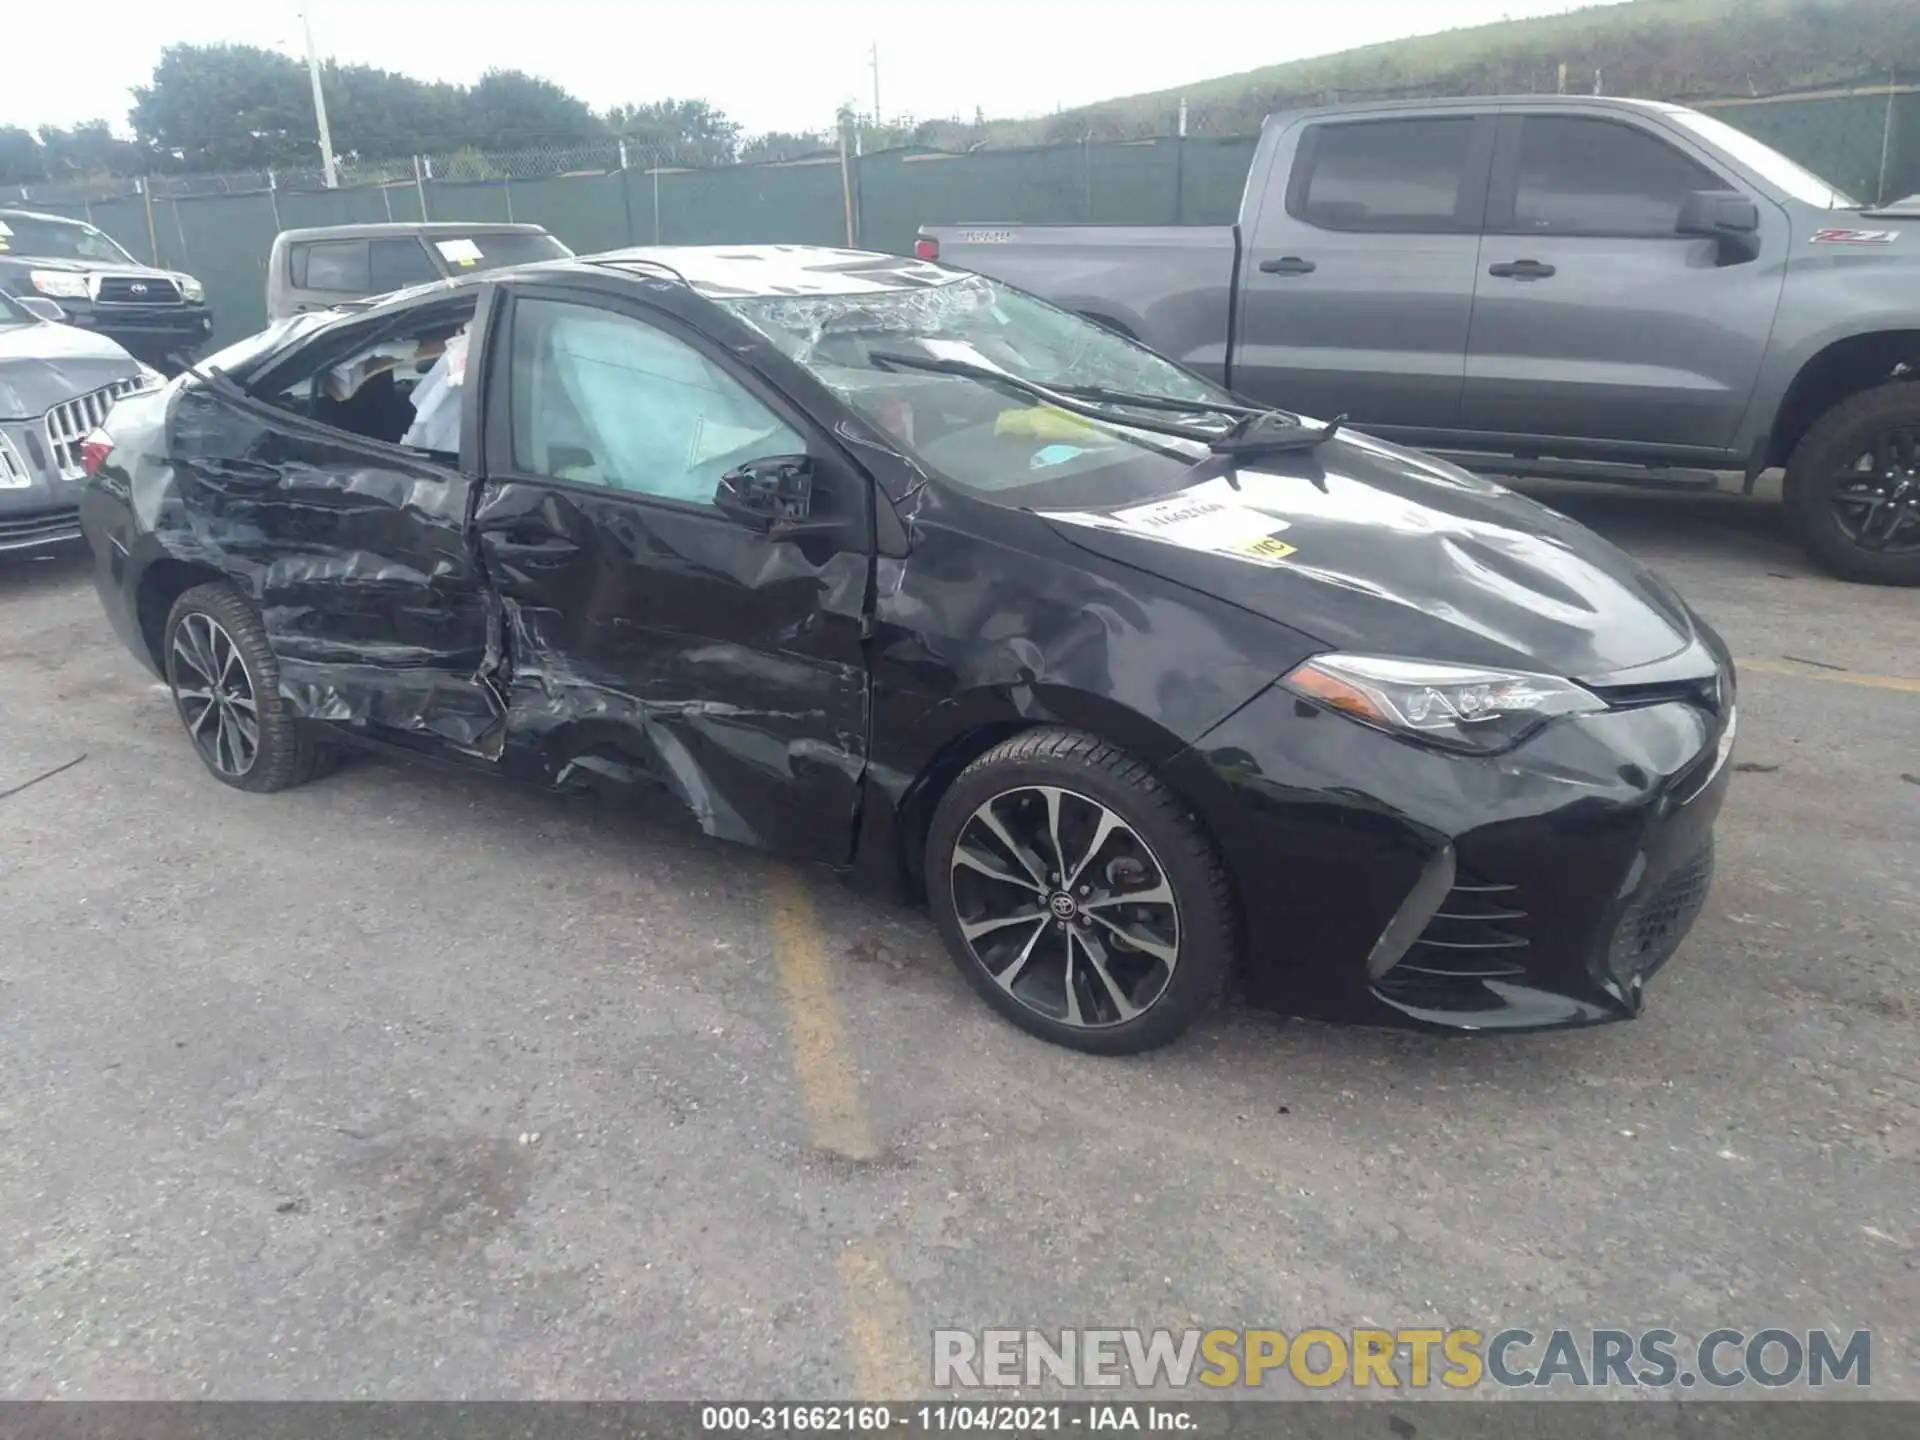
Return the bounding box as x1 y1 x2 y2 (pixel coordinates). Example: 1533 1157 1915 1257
30 298 215 367
1165 665 1735 1031
0 417 84 552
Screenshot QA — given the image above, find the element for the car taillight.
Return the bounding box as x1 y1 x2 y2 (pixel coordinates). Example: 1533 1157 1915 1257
914 237 939 261
81 429 114 477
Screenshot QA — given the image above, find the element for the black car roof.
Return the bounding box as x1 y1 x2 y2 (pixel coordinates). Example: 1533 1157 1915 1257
320 244 963 324
583 245 960 299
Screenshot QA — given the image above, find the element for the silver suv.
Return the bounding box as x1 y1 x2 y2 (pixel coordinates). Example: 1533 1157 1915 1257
266 222 573 319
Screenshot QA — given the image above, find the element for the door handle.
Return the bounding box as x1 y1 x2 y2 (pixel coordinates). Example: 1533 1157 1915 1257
1259 256 1317 275
1488 259 1557 280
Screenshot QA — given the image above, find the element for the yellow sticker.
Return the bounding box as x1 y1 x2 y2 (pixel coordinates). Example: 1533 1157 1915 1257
1239 535 1298 562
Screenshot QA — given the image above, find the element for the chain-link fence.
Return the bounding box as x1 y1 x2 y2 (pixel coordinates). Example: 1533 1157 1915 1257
10 75 1916 350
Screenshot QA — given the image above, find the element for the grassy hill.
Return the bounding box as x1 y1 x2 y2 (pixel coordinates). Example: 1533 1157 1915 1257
996 0 1919 141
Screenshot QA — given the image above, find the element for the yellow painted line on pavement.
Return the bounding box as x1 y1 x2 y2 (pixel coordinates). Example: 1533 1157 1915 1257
1738 658 1920 694
838 1241 922 1400
767 867 920 1399
768 866 875 1159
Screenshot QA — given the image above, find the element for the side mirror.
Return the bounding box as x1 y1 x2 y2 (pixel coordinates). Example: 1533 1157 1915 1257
715 454 814 531
1677 189 1760 239
18 296 67 323
1677 190 1761 264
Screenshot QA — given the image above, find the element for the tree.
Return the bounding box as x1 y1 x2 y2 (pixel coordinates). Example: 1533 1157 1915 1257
38 121 144 178
323 63 466 160
0 126 44 185
131 44 314 171
467 69 605 152
739 130 830 164
607 99 741 165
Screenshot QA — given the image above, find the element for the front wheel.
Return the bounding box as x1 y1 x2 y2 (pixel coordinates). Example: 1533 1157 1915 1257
925 729 1236 1055
1783 380 1920 586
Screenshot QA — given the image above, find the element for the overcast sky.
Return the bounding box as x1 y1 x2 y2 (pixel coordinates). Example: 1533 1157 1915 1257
6 0 1613 138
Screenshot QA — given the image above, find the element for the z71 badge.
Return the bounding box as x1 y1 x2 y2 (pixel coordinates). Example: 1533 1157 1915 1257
1811 228 1899 245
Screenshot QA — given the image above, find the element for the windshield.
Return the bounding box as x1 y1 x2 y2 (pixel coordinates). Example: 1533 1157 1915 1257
432 231 573 272
195 312 337 378
1668 111 1859 209
0 213 139 264
0 289 30 327
723 274 1228 501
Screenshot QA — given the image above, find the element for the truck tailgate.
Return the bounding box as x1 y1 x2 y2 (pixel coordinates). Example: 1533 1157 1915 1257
920 224 1238 385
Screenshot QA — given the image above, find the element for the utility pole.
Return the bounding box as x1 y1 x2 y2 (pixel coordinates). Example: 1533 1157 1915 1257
300 3 339 188
870 42 881 128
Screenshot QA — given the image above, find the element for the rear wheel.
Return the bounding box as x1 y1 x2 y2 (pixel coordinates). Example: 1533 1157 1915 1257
163 582 332 792
1783 380 1920 586
925 729 1235 1055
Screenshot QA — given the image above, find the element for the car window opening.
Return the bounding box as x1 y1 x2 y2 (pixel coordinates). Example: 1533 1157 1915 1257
508 298 804 505
260 304 477 460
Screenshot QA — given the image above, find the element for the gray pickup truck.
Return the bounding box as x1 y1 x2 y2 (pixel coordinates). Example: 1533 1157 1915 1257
921 95 1920 584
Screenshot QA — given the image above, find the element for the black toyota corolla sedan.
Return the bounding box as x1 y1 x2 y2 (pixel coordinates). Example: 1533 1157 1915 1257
77 245 1736 1054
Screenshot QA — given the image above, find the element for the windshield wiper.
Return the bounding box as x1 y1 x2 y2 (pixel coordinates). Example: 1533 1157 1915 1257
867 351 1343 455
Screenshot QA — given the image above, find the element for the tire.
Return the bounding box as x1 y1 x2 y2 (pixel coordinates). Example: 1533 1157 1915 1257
1783 379 1920 586
925 728 1235 1055
163 582 332 792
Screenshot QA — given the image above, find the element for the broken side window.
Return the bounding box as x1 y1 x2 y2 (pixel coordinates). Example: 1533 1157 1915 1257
253 295 480 461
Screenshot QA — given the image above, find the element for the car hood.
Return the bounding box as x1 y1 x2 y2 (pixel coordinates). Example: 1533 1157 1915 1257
0 256 166 275
1038 432 1699 684
0 321 140 419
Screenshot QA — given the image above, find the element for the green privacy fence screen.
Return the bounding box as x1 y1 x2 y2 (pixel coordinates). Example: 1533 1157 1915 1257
22 87 1916 350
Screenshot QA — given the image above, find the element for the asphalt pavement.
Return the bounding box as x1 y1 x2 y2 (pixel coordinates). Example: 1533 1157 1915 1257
1 482 1915 1400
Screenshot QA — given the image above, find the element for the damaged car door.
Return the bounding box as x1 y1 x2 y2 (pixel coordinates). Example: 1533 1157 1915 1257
166 288 502 756
473 286 872 862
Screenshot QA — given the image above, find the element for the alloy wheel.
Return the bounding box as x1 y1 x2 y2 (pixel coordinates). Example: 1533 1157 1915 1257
171 612 260 778
947 785 1180 1029
1831 425 1920 554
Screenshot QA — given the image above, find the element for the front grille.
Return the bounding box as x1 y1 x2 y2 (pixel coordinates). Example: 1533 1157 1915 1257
1609 844 1715 980
1392 873 1531 981
42 379 143 481
0 505 82 551
1589 672 1725 715
94 274 183 305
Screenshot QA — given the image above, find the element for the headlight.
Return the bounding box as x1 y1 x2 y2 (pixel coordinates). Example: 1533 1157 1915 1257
134 362 167 391
1282 653 1606 754
178 274 205 303
29 270 90 299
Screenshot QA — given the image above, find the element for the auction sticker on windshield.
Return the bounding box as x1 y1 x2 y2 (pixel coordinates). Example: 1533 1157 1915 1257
1048 483 1298 566
435 238 484 266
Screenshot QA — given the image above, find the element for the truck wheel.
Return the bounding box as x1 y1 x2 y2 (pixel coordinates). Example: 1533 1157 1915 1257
925 729 1235 1055
1783 380 1920 586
